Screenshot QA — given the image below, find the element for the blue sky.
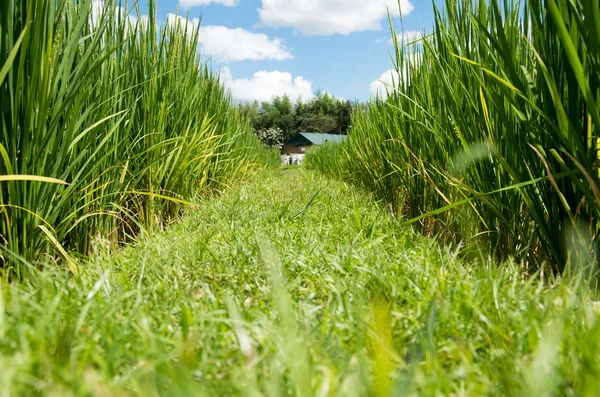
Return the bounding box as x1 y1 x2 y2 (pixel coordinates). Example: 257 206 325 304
136 0 436 102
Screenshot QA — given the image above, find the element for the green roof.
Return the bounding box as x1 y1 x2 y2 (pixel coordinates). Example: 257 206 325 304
286 132 348 146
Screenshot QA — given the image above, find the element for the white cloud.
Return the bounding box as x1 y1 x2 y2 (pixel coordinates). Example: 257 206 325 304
374 31 424 45
258 0 415 36
389 30 423 44
180 0 239 8
90 1 139 29
198 26 293 62
370 69 399 98
370 54 422 98
166 14 292 63
165 14 201 37
221 67 315 103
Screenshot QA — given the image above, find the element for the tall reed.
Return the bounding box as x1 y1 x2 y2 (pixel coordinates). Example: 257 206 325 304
0 0 275 277
307 0 600 273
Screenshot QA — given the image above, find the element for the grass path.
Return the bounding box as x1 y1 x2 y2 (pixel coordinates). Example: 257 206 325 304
1 169 599 396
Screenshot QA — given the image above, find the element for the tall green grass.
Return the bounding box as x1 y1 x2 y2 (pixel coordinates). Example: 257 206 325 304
0 0 277 277
306 0 600 274
304 143 348 180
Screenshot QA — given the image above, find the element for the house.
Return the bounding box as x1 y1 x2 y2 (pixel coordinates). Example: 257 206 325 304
283 132 347 155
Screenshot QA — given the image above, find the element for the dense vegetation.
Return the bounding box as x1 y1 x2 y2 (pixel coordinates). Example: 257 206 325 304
2 168 599 395
306 0 600 275
238 92 354 147
0 0 278 277
3 0 600 394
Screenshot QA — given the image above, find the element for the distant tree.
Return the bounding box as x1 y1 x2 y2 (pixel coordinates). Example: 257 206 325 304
336 101 353 135
276 114 297 141
274 95 293 115
295 100 306 117
270 95 296 139
237 93 358 144
299 114 338 134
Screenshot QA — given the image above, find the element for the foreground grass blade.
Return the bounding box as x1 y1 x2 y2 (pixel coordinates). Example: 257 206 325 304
0 175 68 185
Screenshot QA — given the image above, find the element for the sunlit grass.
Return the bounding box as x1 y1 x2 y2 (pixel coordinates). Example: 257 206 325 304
1 169 598 395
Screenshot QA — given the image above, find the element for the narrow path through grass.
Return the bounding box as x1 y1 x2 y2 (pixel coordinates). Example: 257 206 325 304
1 169 598 395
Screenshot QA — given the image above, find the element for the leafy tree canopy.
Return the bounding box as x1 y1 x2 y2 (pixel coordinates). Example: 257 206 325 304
238 92 355 147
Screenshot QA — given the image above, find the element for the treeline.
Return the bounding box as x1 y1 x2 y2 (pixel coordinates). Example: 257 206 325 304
238 92 355 146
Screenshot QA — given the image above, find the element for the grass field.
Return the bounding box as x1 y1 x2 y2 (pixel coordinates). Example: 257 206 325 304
2 0 600 394
1 168 599 396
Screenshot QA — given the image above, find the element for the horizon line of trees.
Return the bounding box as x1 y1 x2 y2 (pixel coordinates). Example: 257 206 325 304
238 91 357 147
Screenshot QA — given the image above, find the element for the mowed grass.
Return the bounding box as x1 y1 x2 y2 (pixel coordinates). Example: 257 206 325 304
1 168 599 396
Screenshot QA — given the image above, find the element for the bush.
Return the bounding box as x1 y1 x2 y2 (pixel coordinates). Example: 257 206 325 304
255 127 285 148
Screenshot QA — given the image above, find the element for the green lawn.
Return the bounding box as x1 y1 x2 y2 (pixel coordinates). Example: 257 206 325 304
1 169 599 396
